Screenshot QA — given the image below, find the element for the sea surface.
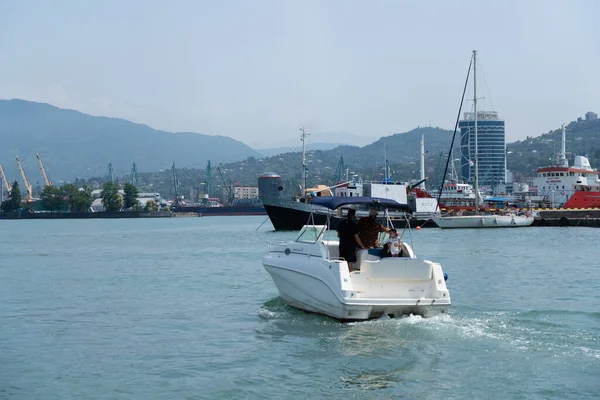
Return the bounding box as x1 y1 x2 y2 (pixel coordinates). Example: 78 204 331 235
1 217 599 399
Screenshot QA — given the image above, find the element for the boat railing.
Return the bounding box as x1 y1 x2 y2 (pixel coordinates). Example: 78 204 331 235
266 241 289 252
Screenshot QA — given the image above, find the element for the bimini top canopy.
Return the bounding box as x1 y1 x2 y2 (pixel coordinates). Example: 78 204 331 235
309 196 410 211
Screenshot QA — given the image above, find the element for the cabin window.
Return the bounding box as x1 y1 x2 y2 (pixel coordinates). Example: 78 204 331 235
542 186 545 190
562 186 565 189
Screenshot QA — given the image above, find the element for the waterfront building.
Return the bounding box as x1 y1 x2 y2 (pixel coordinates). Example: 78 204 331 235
233 185 259 200
459 111 506 190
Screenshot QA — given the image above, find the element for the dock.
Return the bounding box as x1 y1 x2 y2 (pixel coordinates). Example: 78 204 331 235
533 209 600 227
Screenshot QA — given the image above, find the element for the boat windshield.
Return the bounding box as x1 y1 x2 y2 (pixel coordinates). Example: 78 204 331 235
295 225 327 243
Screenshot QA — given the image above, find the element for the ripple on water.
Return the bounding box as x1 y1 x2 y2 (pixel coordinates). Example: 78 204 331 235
2 218 600 399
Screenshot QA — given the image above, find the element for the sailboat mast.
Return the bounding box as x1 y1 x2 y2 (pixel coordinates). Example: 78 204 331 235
473 49 479 212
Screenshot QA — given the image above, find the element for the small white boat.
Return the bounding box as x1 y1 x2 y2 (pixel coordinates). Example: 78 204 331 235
433 213 534 229
262 197 451 321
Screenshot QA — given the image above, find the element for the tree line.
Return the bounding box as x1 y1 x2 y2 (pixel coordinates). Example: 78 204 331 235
1 181 160 213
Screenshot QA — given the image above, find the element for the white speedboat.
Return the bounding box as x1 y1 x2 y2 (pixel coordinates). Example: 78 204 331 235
262 197 451 321
433 213 534 229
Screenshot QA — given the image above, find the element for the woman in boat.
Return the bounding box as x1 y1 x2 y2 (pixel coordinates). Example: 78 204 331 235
336 208 365 271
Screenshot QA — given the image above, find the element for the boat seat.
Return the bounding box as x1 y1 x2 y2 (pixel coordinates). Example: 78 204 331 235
360 259 433 281
326 244 339 259
356 249 380 265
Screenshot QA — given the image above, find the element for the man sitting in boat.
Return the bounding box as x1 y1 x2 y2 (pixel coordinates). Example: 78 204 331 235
357 208 392 248
336 208 365 271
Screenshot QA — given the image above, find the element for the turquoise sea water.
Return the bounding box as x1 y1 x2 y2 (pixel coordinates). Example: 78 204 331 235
1 217 599 399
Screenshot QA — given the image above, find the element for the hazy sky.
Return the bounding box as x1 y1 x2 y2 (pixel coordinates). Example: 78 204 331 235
1 0 598 147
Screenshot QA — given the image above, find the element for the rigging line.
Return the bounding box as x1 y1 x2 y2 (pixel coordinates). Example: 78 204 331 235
256 216 271 230
435 54 473 213
477 56 495 112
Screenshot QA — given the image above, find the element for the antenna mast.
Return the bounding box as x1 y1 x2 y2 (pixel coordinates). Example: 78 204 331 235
420 134 426 190
300 127 310 195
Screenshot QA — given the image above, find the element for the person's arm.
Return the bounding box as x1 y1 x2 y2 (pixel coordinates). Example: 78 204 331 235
354 233 365 249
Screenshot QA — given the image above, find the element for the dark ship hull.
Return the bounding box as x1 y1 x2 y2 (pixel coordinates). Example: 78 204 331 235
172 205 266 216
261 196 436 230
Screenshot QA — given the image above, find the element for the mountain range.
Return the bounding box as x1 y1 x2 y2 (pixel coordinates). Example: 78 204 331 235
0 99 261 182
1 99 599 200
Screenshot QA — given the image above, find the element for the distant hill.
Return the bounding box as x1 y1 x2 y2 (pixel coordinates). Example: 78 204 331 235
0 99 260 182
200 127 457 199
100 126 456 200
506 118 600 181
256 131 373 157
257 142 346 157
192 122 600 200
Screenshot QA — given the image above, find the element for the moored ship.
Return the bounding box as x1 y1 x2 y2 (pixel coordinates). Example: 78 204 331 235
171 198 265 216
532 124 600 209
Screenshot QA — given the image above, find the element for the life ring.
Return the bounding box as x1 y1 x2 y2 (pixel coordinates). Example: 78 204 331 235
560 191 565 195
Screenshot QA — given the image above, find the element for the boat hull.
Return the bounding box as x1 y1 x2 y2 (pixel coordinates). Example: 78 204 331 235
563 191 600 209
433 215 534 229
262 196 436 230
263 251 450 321
262 197 337 230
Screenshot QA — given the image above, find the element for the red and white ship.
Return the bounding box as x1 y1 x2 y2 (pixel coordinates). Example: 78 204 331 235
532 124 600 208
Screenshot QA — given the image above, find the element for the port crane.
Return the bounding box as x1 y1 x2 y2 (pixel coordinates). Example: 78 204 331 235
332 156 345 184
131 163 138 185
201 161 211 203
15 156 33 201
36 153 53 186
107 163 116 184
0 164 12 193
216 163 235 205
171 162 184 207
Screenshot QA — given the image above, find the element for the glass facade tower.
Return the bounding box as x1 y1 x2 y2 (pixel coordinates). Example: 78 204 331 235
459 111 506 188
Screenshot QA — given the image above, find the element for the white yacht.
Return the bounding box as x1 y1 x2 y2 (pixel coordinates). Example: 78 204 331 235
262 197 451 320
434 213 533 228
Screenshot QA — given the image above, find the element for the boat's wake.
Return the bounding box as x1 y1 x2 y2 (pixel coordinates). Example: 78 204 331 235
258 302 600 361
